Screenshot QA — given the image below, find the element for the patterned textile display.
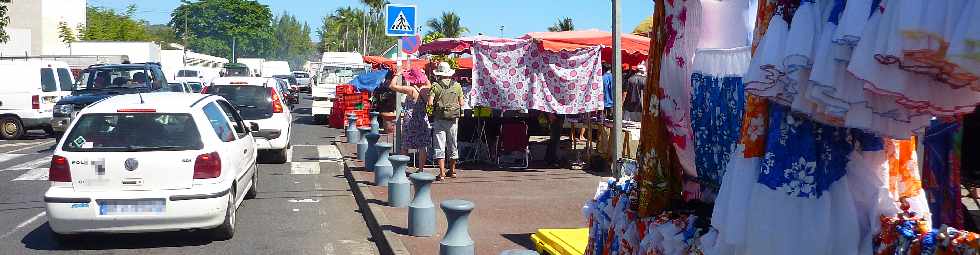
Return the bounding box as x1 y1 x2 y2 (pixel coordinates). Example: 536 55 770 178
690 66 747 189
636 0 684 217
874 208 979 255
658 0 703 178
922 121 964 229
470 39 604 114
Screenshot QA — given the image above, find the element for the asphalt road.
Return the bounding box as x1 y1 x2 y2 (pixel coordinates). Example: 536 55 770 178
0 95 379 254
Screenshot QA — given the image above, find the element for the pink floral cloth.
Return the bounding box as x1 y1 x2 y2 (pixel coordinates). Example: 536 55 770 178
472 40 604 114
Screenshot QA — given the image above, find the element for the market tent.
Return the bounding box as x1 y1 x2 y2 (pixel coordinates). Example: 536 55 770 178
418 35 517 55
455 57 473 70
520 29 650 66
362 55 430 71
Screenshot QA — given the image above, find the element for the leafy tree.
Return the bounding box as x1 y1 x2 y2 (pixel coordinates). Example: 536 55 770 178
272 12 314 70
146 24 180 49
0 0 10 43
633 16 653 36
57 21 77 45
170 0 275 60
79 5 151 41
425 12 467 38
548 17 575 32
316 5 394 55
421 31 444 44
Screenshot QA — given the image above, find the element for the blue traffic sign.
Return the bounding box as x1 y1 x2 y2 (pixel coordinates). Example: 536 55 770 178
385 4 417 37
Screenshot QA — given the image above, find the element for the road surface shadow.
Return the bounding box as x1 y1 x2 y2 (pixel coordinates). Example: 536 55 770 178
22 222 213 251
501 233 536 250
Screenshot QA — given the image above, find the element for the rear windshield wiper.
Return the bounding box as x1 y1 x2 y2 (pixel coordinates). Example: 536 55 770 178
237 104 258 109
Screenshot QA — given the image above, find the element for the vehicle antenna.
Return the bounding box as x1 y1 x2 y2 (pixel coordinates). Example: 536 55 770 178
139 93 145 104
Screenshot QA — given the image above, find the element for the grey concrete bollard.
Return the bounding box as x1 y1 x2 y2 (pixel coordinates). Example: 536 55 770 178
408 173 436 237
373 143 393 186
370 111 380 135
387 155 411 207
439 199 475 255
346 113 359 144
356 127 371 161
365 133 381 172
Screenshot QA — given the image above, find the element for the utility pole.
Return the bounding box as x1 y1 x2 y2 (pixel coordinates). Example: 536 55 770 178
183 10 188 66
611 0 624 177
499 26 504 37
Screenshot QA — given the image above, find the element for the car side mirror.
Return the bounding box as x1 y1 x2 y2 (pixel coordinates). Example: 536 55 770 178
249 122 259 132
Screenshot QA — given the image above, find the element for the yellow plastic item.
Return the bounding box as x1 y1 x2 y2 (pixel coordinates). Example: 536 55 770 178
530 228 590 255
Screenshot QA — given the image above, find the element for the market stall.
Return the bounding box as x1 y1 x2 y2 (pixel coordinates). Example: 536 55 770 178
584 0 980 254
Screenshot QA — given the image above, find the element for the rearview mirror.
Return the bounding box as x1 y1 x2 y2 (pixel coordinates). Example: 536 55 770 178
249 122 259 132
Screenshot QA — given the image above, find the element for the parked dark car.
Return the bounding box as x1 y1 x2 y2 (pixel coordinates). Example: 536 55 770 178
50 63 168 135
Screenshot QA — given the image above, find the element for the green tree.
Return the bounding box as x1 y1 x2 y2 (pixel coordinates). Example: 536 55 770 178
548 17 575 32
146 24 180 49
170 0 275 60
79 5 151 41
425 12 467 38
272 12 314 70
57 21 77 45
0 0 11 43
315 5 394 55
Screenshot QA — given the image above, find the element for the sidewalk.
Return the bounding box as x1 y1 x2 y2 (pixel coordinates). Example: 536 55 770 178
337 135 605 254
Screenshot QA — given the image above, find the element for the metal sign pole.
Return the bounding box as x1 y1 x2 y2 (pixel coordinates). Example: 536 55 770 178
611 0 624 177
395 37 404 153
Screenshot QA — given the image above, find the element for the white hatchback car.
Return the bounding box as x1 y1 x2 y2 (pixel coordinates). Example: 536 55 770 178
44 92 262 241
205 77 293 163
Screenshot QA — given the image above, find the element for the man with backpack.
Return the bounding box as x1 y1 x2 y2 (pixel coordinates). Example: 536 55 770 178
428 62 464 180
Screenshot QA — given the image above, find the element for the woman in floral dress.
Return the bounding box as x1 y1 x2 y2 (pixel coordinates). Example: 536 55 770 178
388 65 432 174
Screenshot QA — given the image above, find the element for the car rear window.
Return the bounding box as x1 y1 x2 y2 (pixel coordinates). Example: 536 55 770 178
187 82 203 92
57 68 74 91
40 68 57 92
177 70 199 77
62 113 203 152
205 85 273 120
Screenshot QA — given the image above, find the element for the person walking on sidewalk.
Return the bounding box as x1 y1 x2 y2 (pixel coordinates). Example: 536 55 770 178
428 62 464 180
388 65 432 174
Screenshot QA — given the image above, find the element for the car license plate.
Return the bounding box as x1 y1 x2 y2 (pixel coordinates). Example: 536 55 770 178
97 199 165 215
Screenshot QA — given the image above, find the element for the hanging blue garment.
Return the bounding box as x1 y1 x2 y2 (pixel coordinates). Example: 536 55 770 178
758 104 853 198
690 73 745 190
351 69 389 92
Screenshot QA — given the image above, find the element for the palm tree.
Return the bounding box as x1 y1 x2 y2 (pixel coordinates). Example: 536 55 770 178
548 17 575 32
425 11 468 38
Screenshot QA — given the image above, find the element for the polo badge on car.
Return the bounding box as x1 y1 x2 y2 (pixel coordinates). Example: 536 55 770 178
124 158 139 171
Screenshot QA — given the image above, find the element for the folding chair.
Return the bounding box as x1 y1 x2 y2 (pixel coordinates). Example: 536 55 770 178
495 119 530 169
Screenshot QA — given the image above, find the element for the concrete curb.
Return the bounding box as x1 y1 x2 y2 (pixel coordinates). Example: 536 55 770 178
336 140 411 255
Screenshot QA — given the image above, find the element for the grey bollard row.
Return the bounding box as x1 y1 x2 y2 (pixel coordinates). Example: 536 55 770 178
408 173 436 237
373 143 393 186
387 155 411 207
370 111 380 135
346 113 359 144
356 127 371 161
365 133 381 172
440 199 475 255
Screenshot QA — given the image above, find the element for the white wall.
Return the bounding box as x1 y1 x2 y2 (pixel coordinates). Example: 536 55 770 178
0 28 32 56
71 42 161 63
7 0 85 56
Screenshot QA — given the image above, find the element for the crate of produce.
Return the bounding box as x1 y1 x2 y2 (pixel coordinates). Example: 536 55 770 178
530 228 589 255
335 84 355 96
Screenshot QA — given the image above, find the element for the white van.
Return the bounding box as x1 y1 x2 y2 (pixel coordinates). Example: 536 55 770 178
0 60 74 139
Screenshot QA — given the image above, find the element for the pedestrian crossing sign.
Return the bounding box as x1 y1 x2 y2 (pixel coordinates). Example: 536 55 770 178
385 4 417 37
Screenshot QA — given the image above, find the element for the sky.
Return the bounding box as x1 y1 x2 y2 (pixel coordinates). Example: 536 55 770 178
87 0 654 40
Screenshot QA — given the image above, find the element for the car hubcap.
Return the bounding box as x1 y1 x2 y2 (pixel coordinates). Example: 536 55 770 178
3 122 17 135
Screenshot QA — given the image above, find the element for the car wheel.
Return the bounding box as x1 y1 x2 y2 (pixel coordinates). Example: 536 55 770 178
211 189 236 240
0 116 25 140
245 166 258 199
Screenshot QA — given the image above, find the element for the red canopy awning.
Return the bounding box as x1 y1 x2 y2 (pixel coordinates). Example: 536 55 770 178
418 36 517 55
455 57 473 70
362 56 430 71
519 29 650 56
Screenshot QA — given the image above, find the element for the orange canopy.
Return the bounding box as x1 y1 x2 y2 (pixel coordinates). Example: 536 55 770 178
362 56 429 71
519 29 650 55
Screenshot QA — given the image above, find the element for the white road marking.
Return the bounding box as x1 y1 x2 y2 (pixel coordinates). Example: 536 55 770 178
289 162 320 175
5 140 55 154
12 168 48 181
0 212 45 240
287 198 320 203
0 153 25 164
0 140 48 148
1 156 51 173
1 156 51 172
291 208 300 212
317 145 342 162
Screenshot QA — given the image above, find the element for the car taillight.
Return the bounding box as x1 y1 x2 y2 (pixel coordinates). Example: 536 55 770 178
269 88 283 113
31 95 39 110
193 152 221 179
201 86 209 93
49 155 71 182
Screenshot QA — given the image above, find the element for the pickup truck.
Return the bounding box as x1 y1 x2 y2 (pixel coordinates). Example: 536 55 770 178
50 63 169 135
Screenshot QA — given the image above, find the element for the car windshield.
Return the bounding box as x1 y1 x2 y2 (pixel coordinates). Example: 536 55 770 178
62 113 203 152
205 85 273 120
75 66 162 91
318 66 367 84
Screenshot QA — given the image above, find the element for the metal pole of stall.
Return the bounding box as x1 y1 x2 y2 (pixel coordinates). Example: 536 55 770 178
611 0 624 177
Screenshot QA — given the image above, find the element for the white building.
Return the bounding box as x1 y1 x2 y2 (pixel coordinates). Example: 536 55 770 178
5 0 86 56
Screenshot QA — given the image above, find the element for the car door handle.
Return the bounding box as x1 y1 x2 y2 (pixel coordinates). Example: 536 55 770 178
243 149 248 154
